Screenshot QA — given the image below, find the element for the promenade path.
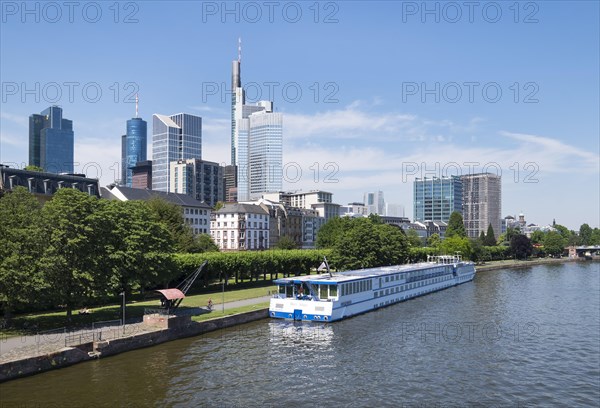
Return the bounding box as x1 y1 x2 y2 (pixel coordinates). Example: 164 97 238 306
0 295 272 364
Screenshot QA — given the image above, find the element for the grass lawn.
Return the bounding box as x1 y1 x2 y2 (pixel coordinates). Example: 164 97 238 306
1 285 276 337
191 302 270 322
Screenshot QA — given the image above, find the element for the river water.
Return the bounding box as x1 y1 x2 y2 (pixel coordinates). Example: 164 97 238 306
1 262 599 407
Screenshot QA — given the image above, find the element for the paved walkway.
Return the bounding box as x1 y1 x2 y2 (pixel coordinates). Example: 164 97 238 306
0 295 272 364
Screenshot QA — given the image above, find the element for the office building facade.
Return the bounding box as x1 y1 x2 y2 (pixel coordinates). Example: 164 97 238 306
121 117 147 187
169 159 224 207
414 176 463 223
29 106 74 173
152 113 202 192
461 173 502 239
364 191 385 215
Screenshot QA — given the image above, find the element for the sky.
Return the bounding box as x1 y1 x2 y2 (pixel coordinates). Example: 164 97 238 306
1 1 598 230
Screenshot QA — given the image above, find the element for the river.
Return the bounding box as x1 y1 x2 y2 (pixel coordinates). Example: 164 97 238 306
1 261 598 407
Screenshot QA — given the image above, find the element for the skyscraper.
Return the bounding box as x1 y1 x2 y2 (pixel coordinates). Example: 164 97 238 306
169 159 224 207
152 113 202 191
414 176 463 223
121 115 147 187
230 40 283 201
29 106 74 173
364 191 386 215
461 173 502 238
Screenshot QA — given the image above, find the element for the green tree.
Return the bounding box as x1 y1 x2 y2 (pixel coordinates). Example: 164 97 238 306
275 236 298 250
470 238 489 263
0 188 46 319
446 212 466 238
484 223 497 246
543 231 566 256
331 218 409 270
510 234 532 260
590 228 600 245
479 231 486 243
427 233 442 249
146 197 196 253
24 165 44 172
316 217 352 249
39 189 102 320
440 236 472 259
579 224 593 245
406 228 423 247
530 230 545 245
195 234 219 253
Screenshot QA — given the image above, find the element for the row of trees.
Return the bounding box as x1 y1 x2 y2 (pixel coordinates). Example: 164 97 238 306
316 215 410 269
0 187 217 319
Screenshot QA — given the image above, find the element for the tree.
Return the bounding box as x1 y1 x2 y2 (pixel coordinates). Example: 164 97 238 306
470 238 490 263
578 224 593 246
440 236 472 259
484 223 497 246
39 189 102 320
510 234 532 260
275 236 298 250
427 233 441 249
195 234 219 253
406 229 423 247
590 228 600 245
330 218 409 270
530 230 545 245
543 231 566 257
146 197 196 253
24 165 44 172
316 217 352 249
479 231 486 243
0 188 46 319
446 212 466 238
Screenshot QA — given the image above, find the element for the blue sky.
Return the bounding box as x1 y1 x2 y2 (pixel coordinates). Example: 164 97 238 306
1 1 598 230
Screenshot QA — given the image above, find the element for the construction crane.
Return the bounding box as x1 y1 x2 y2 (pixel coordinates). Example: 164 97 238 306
155 261 208 313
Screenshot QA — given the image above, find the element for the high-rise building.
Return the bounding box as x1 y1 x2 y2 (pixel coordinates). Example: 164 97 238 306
131 160 152 189
169 159 223 207
121 115 147 187
364 191 385 215
152 113 202 191
230 40 283 201
461 173 502 239
262 190 340 221
223 165 238 202
29 106 74 173
413 176 462 223
385 203 405 217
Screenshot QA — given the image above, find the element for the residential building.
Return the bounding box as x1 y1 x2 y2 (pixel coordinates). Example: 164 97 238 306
364 191 385 215
152 113 202 192
131 160 152 189
414 176 462 223
0 164 100 203
210 203 270 250
169 159 223 207
102 185 211 235
339 202 368 217
461 173 502 239
262 190 340 221
29 106 74 173
121 117 147 187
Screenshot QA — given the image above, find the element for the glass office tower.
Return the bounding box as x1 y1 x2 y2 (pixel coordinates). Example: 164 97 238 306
121 117 147 187
29 106 74 173
414 176 463 223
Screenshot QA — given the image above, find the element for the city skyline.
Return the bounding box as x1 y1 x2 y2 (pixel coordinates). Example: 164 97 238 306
1 2 598 229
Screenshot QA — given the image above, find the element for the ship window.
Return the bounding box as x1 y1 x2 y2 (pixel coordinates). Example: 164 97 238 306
374 292 378 298
319 285 328 299
278 285 285 295
385 276 389 283
329 285 337 297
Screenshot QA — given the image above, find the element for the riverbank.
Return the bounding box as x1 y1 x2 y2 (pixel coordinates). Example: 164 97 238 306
476 256 578 272
0 304 270 383
0 257 588 383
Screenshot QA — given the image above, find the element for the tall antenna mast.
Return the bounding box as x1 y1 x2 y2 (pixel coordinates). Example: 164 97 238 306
135 93 139 118
238 37 242 63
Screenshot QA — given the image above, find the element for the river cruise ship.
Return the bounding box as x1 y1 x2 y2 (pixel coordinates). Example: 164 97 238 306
269 255 475 322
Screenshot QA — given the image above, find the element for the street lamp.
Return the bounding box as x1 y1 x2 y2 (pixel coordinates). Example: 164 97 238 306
221 273 225 313
120 291 126 330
